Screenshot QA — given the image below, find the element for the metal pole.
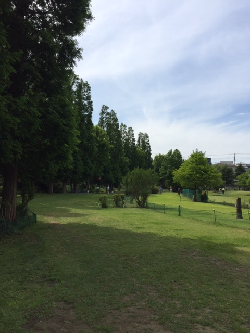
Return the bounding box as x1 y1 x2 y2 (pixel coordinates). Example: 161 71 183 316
213 209 216 223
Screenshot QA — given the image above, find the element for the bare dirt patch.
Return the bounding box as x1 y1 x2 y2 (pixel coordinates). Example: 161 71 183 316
104 294 172 333
195 324 219 333
24 301 93 333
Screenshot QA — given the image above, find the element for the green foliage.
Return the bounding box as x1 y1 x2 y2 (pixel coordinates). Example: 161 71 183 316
237 170 250 189
123 168 155 207
215 164 235 185
151 186 159 194
98 106 127 186
99 195 108 208
155 149 183 189
0 0 93 217
136 132 153 169
235 163 246 177
173 150 223 201
113 194 125 207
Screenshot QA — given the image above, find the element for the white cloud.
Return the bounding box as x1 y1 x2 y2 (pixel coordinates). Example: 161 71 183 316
75 0 250 163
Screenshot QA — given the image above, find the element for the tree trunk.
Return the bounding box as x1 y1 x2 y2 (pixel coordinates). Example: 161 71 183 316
48 181 53 194
73 183 78 193
193 186 197 202
1 163 18 221
62 181 67 194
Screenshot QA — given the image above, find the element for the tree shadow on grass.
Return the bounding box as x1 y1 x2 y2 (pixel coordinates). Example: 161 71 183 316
1 221 250 333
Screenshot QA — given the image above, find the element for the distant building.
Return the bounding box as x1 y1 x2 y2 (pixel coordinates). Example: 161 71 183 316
220 161 234 165
206 158 211 165
213 161 236 172
237 163 249 171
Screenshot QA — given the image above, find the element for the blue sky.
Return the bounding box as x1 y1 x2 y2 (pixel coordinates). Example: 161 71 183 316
75 0 250 164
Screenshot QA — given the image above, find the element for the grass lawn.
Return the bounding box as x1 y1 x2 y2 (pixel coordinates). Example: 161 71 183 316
0 192 250 333
208 190 250 206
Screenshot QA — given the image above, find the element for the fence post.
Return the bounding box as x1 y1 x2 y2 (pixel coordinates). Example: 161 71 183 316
154 203 155 210
178 204 181 216
164 204 165 214
236 198 243 219
213 209 216 223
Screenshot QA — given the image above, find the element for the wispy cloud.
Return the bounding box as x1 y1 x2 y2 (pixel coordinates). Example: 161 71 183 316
75 0 250 163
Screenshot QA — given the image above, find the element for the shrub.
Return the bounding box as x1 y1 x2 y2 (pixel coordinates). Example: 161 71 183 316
99 195 108 208
151 186 159 194
113 194 124 207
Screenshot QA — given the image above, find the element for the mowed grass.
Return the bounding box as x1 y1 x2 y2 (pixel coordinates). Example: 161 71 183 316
0 193 250 333
208 190 250 206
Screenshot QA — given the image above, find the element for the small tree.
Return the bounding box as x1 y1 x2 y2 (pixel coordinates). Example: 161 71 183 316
235 163 246 177
173 150 222 201
123 168 155 208
237 170 250 189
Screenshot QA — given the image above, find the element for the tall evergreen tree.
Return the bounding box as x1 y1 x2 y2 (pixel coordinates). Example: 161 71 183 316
136 132 153 169
98 106 127 187
72 79 94 190
120 123 137 171
235 163 246 177
0 0 93 221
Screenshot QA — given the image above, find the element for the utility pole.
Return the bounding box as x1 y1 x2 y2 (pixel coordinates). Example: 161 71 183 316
234 153 235 165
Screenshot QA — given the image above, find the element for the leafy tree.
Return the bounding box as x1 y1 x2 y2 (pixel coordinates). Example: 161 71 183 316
235 163 246 177
123 168 155 208
0 0 93 221
72 79 94 190
159 149 183 190
215 164 235 186
98 106 127 188
135 132 153 169
237 170 250 189
92 125 110 185
173 150 222 201
120 123 137 171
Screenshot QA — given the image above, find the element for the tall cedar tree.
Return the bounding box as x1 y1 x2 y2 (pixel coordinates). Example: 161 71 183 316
65 78 94 192
120 123 137 171
0 0 93 221
136 132 153 169
98 106 128 188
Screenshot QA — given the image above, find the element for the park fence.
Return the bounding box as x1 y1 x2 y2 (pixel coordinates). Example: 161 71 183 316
0 209 37 237
146 201 250 228
95 196 250 229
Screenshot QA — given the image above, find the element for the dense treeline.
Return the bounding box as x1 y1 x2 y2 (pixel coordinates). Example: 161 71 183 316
0 1 154 221
1 2 246 222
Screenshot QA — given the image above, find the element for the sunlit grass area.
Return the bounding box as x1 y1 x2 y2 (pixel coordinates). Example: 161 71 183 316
0 193 250 333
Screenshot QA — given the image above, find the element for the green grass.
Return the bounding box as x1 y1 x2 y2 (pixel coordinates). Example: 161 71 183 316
208 190 250 206
0 193 250 332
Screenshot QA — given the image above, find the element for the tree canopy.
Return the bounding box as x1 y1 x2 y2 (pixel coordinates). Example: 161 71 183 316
0 0 93 220
123 168 155 208
173 150 222 201
237 170 250 189
153 149 183 190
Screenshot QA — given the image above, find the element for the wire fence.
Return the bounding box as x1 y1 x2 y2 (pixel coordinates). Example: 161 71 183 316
0 209 37 237
146 202 250 229
95 195 250 230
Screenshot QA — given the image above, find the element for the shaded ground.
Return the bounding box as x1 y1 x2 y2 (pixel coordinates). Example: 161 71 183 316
24 298 170 333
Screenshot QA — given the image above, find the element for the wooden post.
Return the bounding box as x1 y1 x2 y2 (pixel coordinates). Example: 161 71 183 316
236 198 243 219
